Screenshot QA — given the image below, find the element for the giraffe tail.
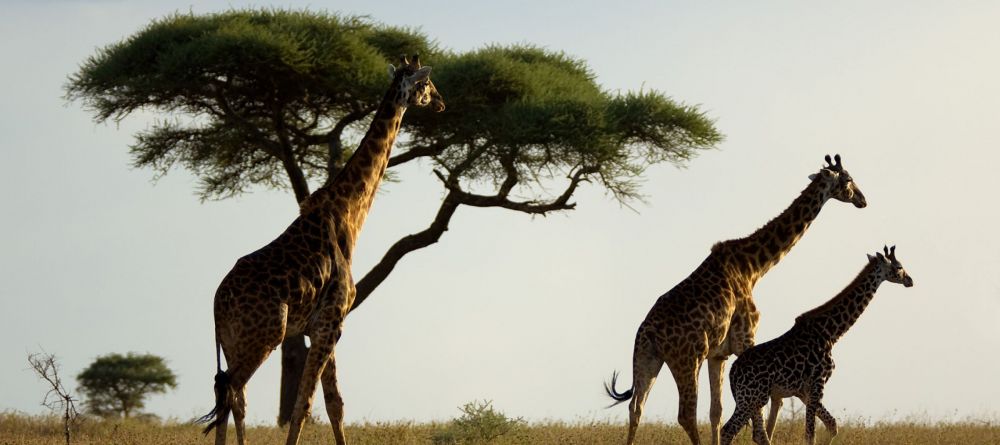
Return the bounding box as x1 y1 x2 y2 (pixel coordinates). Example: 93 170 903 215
195 338 232 435
604 370 633 407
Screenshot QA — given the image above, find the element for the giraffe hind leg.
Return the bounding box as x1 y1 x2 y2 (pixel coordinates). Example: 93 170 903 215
765 395 782 441
668 357 703 445
815 403 838 444
750 406 770 445
625 352 663 445
215 303 287 445
720 405 750 445
707 358 727 445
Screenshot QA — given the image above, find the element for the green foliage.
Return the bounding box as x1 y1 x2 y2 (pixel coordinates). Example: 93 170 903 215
403 45 722 203
431 400 525 444
76 353 177 419
66 9 435 200
66 8 720 204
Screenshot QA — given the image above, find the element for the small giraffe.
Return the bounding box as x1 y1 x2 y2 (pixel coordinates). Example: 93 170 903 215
197 55 444 445
605 155 867 445
720 246 914 445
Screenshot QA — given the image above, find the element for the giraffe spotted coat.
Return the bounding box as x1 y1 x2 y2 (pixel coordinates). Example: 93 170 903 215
721 246 914 445
198 55 444 445
605 155 867 445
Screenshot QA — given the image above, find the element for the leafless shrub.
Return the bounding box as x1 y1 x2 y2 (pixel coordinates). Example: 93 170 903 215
28 351 79 445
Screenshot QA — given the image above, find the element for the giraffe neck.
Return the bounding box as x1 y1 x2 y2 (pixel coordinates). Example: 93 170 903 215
795 262 883 343
736 178 831 278
300 79 407 258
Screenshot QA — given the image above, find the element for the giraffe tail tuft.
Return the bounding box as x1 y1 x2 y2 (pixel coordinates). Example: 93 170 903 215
196 370 232 435
196 337 232 435
604 370 633 407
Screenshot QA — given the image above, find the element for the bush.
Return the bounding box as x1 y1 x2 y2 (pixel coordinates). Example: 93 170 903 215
432 400 525 444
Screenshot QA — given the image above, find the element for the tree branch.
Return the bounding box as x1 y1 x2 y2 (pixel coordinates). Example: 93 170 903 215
388 139 452 167
431 164 597 215
351 163 597 312
351 192 461 311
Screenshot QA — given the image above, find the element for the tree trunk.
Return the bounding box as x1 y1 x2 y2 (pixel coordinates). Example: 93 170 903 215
278 334 308 426
63 402 71 445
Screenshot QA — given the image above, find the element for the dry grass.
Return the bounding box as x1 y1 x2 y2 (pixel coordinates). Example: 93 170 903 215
3 412 999 445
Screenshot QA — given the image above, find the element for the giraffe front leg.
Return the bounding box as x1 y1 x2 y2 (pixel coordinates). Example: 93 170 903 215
285 331 336 445
707 357 727 445
320 330 347 445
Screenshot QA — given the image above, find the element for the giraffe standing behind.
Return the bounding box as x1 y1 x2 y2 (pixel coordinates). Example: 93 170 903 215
721 246 914 445
605 155 867 445
197 55 444 445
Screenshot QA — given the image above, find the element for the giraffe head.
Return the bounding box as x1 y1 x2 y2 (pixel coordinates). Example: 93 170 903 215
808 154 867 208
868 245 914 287
387 54 445 112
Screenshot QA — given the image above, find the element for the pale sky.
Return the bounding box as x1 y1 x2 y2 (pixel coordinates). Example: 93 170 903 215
2 0 999 427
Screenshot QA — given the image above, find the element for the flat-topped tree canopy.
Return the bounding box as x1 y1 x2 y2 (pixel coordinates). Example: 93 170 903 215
67 9 435 202
401 45 722 205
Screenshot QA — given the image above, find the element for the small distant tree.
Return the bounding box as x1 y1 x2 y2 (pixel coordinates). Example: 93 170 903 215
28 351 79 445
76 352 177 419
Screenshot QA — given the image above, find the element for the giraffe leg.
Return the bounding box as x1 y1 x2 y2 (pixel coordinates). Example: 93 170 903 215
707 358 727 445
320 331 347 445
750 406 770 445
625 353 663 445
668 358 703 445
214 400 229 445
815 403 838 444
233 385 248 445
803 402 817 445
219 359 272 445
285 328 337 445
217 312 285 445
720 405 750 445
802 383 826 445
765 396 782 441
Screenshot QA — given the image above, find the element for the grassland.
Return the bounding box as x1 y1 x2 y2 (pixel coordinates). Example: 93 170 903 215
3 412 999 445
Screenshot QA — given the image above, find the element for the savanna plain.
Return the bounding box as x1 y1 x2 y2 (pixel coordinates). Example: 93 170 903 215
4 412 999 445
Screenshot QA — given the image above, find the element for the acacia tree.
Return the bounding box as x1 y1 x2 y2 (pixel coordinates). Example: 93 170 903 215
76 352 177 419
66 9 722 424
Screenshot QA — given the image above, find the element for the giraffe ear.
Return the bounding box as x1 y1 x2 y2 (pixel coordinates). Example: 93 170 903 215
408 66 432 82
808 173 818 181
875 252 887 262
867 254 876 262
387 64 396 79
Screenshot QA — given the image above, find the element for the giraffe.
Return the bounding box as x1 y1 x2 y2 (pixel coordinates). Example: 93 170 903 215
196 55 444 445
720 246 914 445
604 155 867 445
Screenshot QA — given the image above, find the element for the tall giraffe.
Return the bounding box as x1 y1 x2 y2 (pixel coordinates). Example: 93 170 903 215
197 55 444 445
721 246 914 445
605 155 867 445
